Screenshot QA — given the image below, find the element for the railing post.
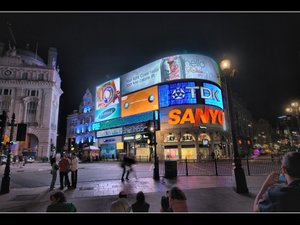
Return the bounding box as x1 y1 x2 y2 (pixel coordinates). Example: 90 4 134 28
214 158 218 176
185 157 188 176
246 155 250 176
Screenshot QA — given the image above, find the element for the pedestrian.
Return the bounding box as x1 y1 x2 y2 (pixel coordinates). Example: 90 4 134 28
160 190 172 212
253 151 300 212
121 154 136 182
50 156 59 191
110 191 131 212
18 154 23 168
70 153 78 189
131 191 150 212
58 153 71 190
169 186 188 212
46 191 77 212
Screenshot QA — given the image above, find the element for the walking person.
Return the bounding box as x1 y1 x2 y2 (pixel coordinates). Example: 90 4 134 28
131 191 150 212
70 153 78 189
50 156 59 191
58 153 71 190
253 151 300 212
120 154 136 182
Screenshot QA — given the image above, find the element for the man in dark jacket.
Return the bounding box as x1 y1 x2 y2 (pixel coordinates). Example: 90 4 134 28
253 151 300 212
121 155 136 182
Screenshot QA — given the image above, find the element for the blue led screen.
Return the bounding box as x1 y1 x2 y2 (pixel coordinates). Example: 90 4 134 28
202 83 223 109
159 81 197 108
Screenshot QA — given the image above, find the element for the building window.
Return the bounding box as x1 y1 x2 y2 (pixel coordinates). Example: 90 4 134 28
38 73 44 81
25 101 38 123
25 90 39 97
22 72 28 80
1 89 12 96
0 101 10 114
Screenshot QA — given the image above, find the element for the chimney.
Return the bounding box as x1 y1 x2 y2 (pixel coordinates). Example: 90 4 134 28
47 47 57 69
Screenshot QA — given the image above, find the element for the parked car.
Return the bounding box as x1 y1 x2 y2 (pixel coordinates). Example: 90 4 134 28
25 156 35 163
1 155 7 164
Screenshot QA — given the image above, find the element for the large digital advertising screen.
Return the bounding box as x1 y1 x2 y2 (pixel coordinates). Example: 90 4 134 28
95 78 121 122
121 86 159 118
201 82 223 109
121 59 162 95
181 54 221 85
159 81 197 108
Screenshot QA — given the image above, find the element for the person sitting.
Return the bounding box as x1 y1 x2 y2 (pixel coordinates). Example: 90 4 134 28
110 191 131 212
131 191 150 212
46 191 77 212
253 151 300 212
169 186 188 212
160 190 172 212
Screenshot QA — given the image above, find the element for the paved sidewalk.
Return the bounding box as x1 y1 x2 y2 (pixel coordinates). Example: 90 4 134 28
0 175 266 212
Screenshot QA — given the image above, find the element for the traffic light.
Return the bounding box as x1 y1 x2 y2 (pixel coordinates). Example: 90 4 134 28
71 138 76 150
237 138 243 145
68 138 71 150
246 137 252 146
147 132 154 145
16 123 27 141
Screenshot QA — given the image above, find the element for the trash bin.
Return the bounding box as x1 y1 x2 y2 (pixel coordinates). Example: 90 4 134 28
164 160 177 179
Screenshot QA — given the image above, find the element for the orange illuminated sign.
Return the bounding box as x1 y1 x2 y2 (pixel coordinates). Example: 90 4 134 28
168 106 224 126
121 86 159 117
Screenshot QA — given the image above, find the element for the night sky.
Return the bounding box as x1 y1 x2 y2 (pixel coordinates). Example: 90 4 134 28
0 12 299 140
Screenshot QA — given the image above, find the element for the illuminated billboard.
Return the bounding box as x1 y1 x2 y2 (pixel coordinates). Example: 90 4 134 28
121 59 162 95
95 78 121 122
159 81 197 107
181 54 221 85
201 82 223 109
120 54 221 96
159 105 225 130
121 86 159 118
161 55 185 82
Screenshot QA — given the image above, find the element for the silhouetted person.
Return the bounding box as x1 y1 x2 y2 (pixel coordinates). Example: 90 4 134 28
46 191 77 212
50 157 59 190
160 190 172 212
169 186 188 212
121 155 136 182
253 152 300 212
58 154 71 190
131 191 150 212
70 153 78 189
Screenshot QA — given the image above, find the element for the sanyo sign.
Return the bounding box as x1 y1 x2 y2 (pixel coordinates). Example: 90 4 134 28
186 82 223 109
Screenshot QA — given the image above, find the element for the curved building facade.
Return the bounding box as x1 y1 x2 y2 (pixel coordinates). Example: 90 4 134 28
93 54 233 161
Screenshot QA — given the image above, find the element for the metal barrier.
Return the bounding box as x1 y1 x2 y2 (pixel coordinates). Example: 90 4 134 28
158 156 282 177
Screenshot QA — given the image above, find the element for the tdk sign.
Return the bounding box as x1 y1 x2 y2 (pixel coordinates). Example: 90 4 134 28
186 82 223 110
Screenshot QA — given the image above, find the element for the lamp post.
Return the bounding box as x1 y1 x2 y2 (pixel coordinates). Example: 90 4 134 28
149 123 160 180
1 112 15 194
286 101 300 138
220 59 249 194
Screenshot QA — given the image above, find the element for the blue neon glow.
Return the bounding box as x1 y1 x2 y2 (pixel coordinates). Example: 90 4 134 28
202 83 223 109
159 82 197 107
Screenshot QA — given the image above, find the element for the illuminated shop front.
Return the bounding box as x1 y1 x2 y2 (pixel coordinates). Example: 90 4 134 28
93 54 233 160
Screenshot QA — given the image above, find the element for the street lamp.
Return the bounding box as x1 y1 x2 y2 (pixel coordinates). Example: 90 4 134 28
220 59 249 194
148 120 160 181
286 101 300 133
